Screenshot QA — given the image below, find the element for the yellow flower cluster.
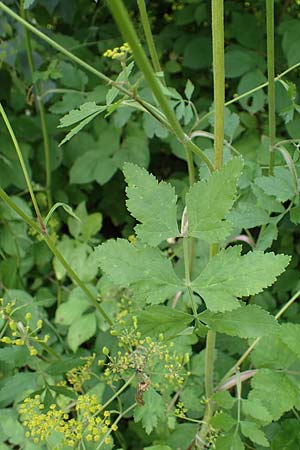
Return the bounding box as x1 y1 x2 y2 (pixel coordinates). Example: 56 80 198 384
0 299 49 356
66 354 95 392
19 394 115 448
103 42 132 60
101 323 189 390
174 401 188 418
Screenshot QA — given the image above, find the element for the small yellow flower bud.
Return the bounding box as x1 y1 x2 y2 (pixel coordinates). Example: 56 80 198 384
25 312 32 321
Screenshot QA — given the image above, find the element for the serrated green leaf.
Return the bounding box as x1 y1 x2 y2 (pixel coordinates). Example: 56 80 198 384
123 163 179 246
186 157 243 243
215 432 245 450
278 323 300 358
137 306 193 338
271 419 300 449
242 398 272 423
248 369 297 422
199 305 278 338
134 388 165 434
211 411 236 432
240 421 269 447
58 102 105 128
213 391 236 409
227 201 270 229
191 246 290 311
67 313 96 352
58 103 107 145
255 167 295 202
95 239 183 304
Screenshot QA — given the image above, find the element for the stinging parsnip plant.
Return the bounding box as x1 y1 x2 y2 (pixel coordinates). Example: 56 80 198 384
1 0 300 449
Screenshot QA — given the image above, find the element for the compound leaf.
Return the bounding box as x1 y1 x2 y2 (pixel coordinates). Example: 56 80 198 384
137 306 193 338
191 246 290 311
240 421 269 447
215 432 245 450
123 163 179 246
186 157 243 243
199 304 278 338
95 239 183 304
248 369 297 422
134 388 165 434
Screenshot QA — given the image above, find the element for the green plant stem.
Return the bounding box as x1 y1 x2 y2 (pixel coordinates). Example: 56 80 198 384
0 103 45 232
212 0 225 171
217 287 300 389
183 237 198 317
96 403 137 450
198 60 300 126
196 1 225 448
137 0 162 73
267 0 276 175
20 1 52 207
100 374 135 412
0 188 112 326
107 0 213 180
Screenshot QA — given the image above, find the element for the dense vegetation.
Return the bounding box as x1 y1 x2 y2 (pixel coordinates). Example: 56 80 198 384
1 0 300 449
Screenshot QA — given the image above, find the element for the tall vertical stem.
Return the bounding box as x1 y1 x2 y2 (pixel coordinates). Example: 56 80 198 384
266 0 276 175
195 1 224 448
20 1 52 206
137 0 162 74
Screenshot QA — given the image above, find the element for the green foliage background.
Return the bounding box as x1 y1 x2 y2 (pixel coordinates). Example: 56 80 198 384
1 0 300 449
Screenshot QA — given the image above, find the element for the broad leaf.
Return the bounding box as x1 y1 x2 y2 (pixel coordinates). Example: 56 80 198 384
67 313 97 352
0 373 38 404
248 369 297 422
186 157 243 243
199 304 278 338
124 163 179 246
255 166 296 202
240 421 269 447
137 306 193 338
70 150 117 185
95 239 183 304
242 398 272 423
191 246 290 311
215 432 245 450
134 388 165 434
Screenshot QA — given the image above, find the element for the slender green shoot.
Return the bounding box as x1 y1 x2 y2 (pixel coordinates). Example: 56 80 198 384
0 103 45 232
196 1 225 447
137 0 162 73
267 0 276 175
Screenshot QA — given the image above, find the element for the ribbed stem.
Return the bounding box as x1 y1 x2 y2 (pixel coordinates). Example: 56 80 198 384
0 103 44 231
266 0 276 175
195 1 225 447
137 0 162 73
